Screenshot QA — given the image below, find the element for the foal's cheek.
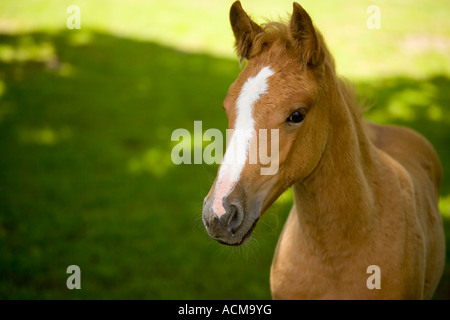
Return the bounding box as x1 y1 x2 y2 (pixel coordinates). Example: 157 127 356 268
276 132 298 171
257 176 289 215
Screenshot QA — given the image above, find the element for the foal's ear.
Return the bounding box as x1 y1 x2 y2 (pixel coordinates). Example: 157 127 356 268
290 2 324 67
230 1 262 61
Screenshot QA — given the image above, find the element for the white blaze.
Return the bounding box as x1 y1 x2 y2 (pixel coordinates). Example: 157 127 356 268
212 66 274 217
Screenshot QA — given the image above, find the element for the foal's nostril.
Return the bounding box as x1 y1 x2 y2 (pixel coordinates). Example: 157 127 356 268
227 204 244 232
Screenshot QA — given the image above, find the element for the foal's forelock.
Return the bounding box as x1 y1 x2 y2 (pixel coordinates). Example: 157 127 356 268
211 66 275 217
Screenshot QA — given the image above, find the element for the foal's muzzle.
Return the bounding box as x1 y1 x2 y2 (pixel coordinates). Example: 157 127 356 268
202 191 260 246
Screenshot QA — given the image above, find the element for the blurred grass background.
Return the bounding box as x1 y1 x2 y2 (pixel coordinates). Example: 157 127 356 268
0 0 449 299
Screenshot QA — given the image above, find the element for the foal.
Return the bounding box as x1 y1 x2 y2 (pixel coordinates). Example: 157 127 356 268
202 1 445 299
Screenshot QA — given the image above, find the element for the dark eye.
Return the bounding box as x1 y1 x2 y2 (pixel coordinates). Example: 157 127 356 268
286 109 306 123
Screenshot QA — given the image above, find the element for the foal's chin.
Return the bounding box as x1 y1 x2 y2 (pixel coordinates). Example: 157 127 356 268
214 217 259 246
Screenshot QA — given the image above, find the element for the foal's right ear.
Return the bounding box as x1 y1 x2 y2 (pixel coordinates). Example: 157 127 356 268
230 1 262 61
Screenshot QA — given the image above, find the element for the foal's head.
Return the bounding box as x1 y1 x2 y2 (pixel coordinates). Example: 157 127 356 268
203 1 335 245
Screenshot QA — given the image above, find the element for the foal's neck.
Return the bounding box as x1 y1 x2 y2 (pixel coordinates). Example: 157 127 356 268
293 71 379 257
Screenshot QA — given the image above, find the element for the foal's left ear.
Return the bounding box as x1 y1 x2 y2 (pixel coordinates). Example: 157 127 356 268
230 1 262 61
290 2 324 67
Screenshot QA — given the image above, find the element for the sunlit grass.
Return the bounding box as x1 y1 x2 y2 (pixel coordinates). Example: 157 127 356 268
1 0 449 78
440 196 450 219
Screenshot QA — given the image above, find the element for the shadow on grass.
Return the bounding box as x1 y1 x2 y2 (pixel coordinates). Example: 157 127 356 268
0 30 448 299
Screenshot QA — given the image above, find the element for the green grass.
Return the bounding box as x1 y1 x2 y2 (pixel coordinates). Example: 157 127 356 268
0 0 449 299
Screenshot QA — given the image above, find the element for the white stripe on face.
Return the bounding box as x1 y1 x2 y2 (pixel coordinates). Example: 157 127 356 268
212 66 275 217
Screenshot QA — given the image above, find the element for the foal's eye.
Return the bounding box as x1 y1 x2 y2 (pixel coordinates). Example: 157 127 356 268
286 109 307 124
